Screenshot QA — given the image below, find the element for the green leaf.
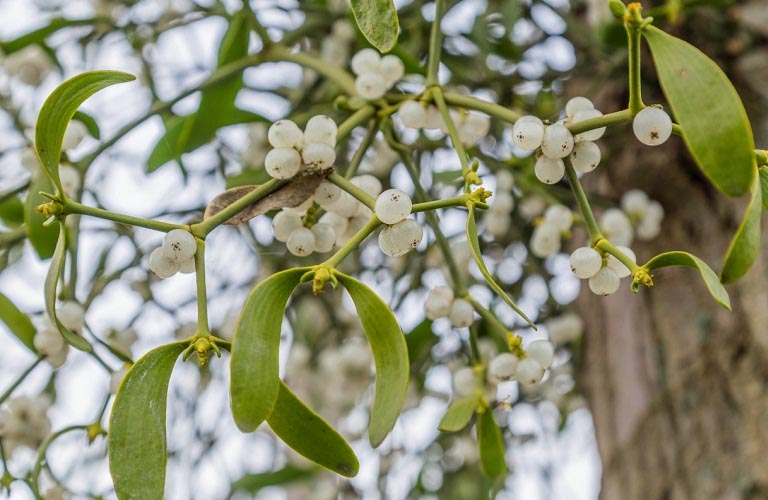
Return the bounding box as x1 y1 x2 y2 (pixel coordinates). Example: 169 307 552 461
404 318 436 367
230 268 306 432
267 382 359 477
35 70 135 191
476 409 506 478
721 174 762 284
438 396 479 432
0 293 37 353
350 0 400 52
643 26 756 196
43 223 92 352
109 342 187 500
466 205 535 328
335 272 409 447
231 465 318 494
0 18 93 55
0 196 25 228
24 175 59 259
759 166 768 212
72 111 101 140
643 251 731 310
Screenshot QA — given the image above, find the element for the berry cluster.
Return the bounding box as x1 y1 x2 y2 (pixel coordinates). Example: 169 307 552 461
620 189 664 240
351 48 404 100
530 204 573 258
570 244 636 296
33 301 85 368
398 101 491 146
425 287 475 328
0 396 52 455
265 115 338 179
512 96 605 184
148 229 197 278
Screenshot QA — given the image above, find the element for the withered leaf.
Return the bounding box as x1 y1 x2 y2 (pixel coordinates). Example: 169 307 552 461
204 169 331 225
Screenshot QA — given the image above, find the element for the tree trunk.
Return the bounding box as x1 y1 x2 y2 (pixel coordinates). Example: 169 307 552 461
571 5 768 499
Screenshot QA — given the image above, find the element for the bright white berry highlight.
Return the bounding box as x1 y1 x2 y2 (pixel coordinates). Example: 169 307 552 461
303 115 338 146
311 223 336 253
570 141 602 173
379 55 405 86
267 120 303 148
534 156 565 184
162 229 197 262
516 358 545 385
633 106 672 146
570 247 603 279
286 227 316 256
355 72 387 100
375 189 412 225
589 267 621 296
511 116 545 151
601 209 634 246
565 96 594 117
350 48 380 75
149 247 179 279
301 142 336 170
526 340 554 368
449 298 474 328
544 204 573 232
530 222 562 258
489 353 518 382
453 367 477 397
541 123 575 159
425 286 454 320
265 147 302 179
378 218 423 257
273 211 304 242
399 101 427 128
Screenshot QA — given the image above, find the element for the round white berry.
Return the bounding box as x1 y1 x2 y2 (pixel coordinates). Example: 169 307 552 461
149 247 179 279
572 109 607 142
399 101 427 129
449 298 475 328
355 72 387 100
636 218 661 240
301 142 336 170
351 48 381 75
265 147 302 179
423 106 444 130
425 286 454 320
304 115 337 146
375 189 412 225
315 180 342 208
544 204 573 232
540 123 574 159
565 96 594 118
326 192 361 217
62 120 88 151
377 218 423 257
162 229 197 261
589 267 621 296
606 245 636 279
526 340 554 369
178 256 196 274
516 358 545 385
267 120 303 148
493 191 514 213
530 222 562 258
286 227 316 256
621 189 650 218
351 175 382 197
534 156 565 184
511 115 545 151
318 211 349 236
570 141 602 173
272 211 304 242
379 55 404 86
633 107 672 146
58 301 85 332
546 313 584 344
645 200 664 223
489 353 518 382
601 209 634 246
311 223 336 253
570 247 603 279
453 367 477 397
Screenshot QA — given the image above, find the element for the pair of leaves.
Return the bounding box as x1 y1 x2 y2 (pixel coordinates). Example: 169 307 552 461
642 251 731 310
466 204 535 328
350 0 399 52
146 10 267 172
229 268 408 474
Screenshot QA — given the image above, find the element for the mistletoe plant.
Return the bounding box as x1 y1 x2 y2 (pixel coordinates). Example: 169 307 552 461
1 0 767 498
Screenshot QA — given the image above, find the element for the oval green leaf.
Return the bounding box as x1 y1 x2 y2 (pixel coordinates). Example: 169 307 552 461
477 409 506 478
109 341 187 500
350 0 400 52
438 396 479 433
44 223 92 351
643 251 731 310
230 268 306 432
0 293 37 353
35 70 135 191
467 204 535 328
267 382 359 477
231 465 318 495
721 174 762 284
24 175 59 259
643 26 755 196
336 272 409 447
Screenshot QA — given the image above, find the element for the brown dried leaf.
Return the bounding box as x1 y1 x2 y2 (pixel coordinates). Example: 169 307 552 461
204 170 331 225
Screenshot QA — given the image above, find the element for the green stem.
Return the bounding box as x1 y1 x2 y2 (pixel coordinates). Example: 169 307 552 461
337 106 376 141
63 200 187 233
322 216 381 268
596 238 640 273
194 239 209 334
411 195 469 213
267 45 357 95
344 120 380 179
432 88 471 180
327 173 375 210
0 357 44 406
625 13 645 114
426 0 446 86
443 92 522 124
191 178 281 237
566 108 633 135
563 158 603 244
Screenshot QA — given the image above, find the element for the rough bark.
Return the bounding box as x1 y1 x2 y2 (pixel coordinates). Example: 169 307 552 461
570 4 768 499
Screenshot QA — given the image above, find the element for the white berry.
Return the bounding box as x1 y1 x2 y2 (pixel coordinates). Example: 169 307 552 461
570 141 602 173
449 298 474 328
268 120 303 148
318 211 349 236
546 313 584 344
540 123 574 159
379 55 404 86
311 223 336 253
301 142 336 170
399 101 427 129
375 189 412 224
589 267 621 295
544 204 573 232
633 107 672 146
315 180 342 208
162 229 197 261
572 109 606 142
526 340 554 368
355 72 387 100
606 246 636 279
286 227 316 256
516 358 545 385
534 156 565 184
378 218 423 257
149 247 179 279
272 211 304 242
601 209 634 246
58 301 85 332
351 175 382 197
621 190 650 218
453 367 477 397
304 115 337 146
511 115 545 151
351 48 381 75
570 247 603 279
565 96 594 118
425 286 454 320
178 256 196 274
265 147 302 179
530 222 561 258
489 353 518 382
